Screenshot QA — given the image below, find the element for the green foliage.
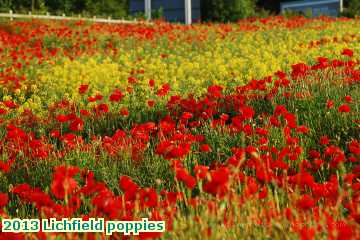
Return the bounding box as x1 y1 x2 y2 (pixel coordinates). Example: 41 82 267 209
0 0 47 13
201 0 256 22
0 0 128 17
83 0 127 18
0 0 11 11
282 8 314 19
346 0 360 17
152 6 164 20
254 7 272 18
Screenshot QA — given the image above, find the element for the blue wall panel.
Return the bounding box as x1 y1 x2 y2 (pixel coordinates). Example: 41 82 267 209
280 0 340 17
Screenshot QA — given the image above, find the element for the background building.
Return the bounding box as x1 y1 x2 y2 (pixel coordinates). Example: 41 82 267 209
280 0 342 17
129 0 201 23
129 0 344 23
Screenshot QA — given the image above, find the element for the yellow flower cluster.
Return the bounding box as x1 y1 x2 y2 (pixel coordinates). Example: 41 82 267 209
3 18 360 115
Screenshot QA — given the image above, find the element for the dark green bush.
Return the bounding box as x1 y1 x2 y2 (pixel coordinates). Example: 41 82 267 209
201 0 256 22
0 0 128 18
346 0 360 17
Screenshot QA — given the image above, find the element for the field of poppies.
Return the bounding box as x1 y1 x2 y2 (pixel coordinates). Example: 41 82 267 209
0 16 359 239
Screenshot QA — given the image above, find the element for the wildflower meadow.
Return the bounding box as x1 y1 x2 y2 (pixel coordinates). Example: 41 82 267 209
0 16 359 239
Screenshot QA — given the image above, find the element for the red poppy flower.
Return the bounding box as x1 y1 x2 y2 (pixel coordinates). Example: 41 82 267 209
313 159 324 169
119 176 139 201
207 85 223 98
128 76 137 84
194 165 209 179
200 144 212 153
3 100 17 109
156 83 170 97
245 177 259 195
320 135 330 145
95 103 109 114
149 79 155 88
284 207 293 221
51 165 79 200
139 188 158 208
87 96 97 102
255 127 268 136
284 113 297 128
299 226 316 240
297 194 315 211
109 89 124 102
50 129 60 138
258 186 268 199
344 95 352 103
0 108 7 115
0 193 8 207
275 71 287 79
296 125 309 134
342 48 353 57
241 106 255 120
309 149 321 159
175 168 196 189
274 105 288 116
338 104 351 113
69 118 84 132
181 112 193 121
203 167 230 197
120 107 129 116
270 116 281 127
243 124 253 135
78 84 89 94
288 171 315 189
348 140 360 155
56 114 68 123
291 63 310 78
326 100 334 109
80 109 91 116
335 221 353 239
147 100 155 108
